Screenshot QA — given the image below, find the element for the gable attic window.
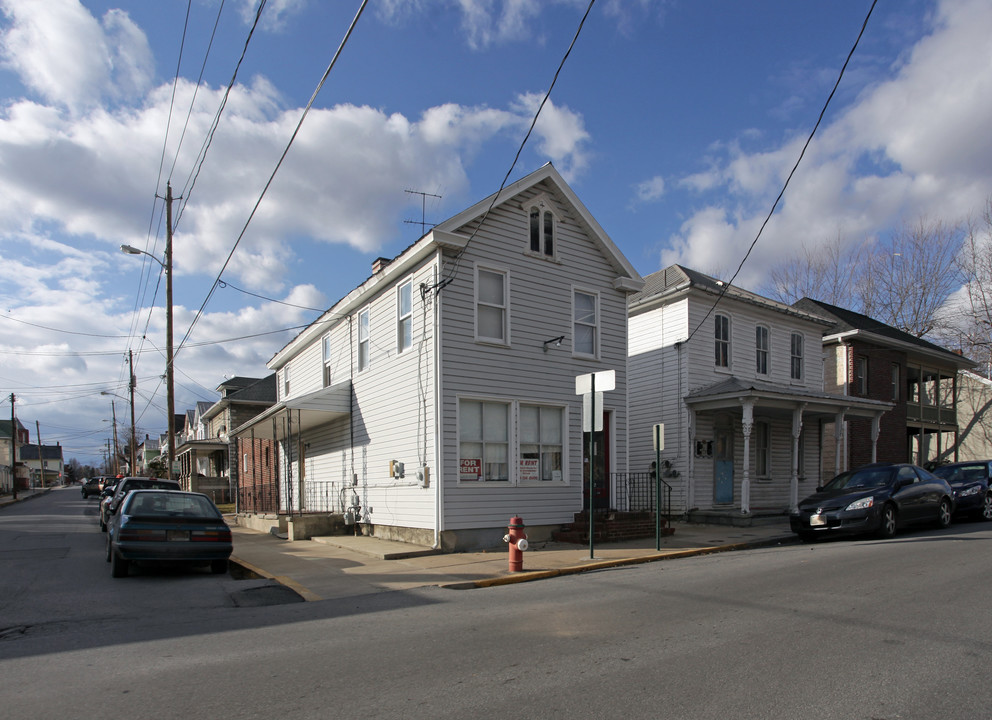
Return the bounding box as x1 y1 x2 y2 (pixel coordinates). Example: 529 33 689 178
527 198 557 259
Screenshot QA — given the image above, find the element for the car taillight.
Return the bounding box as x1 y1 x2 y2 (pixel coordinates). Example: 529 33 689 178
119 529 167 542
191 528 232 542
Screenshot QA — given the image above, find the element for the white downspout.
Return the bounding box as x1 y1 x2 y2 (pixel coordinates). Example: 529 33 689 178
433 256 444 550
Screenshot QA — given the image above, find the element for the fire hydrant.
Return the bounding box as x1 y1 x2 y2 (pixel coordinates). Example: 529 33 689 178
503 516 529 572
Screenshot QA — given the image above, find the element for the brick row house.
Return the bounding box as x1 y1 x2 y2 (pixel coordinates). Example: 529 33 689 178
793 299 976 471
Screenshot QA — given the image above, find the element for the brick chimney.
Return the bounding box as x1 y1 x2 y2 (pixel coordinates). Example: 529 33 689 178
372 257 392 274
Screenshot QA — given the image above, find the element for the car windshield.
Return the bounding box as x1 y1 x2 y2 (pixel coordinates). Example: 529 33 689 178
823 466 893 491
124 492 221 519
932 464 986 483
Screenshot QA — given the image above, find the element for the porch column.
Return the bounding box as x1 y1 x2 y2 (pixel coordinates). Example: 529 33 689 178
834 411 846 474
791 404 806 513
870 412 882 463
740 398 754 515
687 407 696 511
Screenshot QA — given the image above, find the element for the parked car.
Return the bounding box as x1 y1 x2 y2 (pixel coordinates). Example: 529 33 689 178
790 463 955 541
106 489 233 578
930 460 992 521
100 476 181 531
98 476 119 492
81 477 103 499
98 484 119 530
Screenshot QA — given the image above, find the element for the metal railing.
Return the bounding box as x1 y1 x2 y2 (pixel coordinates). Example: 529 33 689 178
612 471 672 519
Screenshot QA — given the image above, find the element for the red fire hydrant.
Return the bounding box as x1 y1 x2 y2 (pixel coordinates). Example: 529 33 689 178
503 516 529 572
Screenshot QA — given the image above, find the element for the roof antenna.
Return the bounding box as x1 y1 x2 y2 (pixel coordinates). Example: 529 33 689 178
404 189 441 236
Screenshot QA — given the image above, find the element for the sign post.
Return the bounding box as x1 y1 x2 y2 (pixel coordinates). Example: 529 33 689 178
654 423 664 550
576 370 615 560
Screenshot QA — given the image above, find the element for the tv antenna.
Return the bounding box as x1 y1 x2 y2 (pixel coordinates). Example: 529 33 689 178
404 189 441 236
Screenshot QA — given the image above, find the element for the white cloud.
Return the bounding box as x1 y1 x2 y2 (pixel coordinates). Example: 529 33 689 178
634 176 665 203
664 0 992 290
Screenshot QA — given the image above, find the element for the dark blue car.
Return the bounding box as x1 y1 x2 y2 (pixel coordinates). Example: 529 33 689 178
791 463 954 541
930 460 992 521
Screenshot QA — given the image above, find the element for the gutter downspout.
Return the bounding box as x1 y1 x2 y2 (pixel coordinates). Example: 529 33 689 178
433 256 444 551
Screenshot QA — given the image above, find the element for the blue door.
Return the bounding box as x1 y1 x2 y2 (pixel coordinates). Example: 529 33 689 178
714 428 734 504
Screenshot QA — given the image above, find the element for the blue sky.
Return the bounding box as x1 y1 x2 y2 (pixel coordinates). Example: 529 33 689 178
1 0 991 465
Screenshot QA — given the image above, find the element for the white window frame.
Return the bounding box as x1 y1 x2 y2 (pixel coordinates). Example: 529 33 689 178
519 403 567 484
475 265 509 346
525 195 558 260
572 288 599 359
790 332 804 381
282 363 290 398
397 279 413 354
357 307 371 372
457 397 511 483
755 324 769 376
715 314 731 370
322 334 332 388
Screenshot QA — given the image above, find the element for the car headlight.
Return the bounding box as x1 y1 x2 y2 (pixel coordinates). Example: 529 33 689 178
846 496 874 511
958 485 981 497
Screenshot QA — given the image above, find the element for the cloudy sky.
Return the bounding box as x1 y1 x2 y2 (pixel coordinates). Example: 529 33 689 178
1 0 990 466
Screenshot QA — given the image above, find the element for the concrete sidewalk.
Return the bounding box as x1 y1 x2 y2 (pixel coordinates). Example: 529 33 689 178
229 518 798 601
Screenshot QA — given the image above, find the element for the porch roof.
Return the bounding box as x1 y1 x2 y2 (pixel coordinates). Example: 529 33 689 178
230 380 352 441
684 376 893 419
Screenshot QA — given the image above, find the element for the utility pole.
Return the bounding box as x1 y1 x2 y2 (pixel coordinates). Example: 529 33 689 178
128 349 137 474
110 401 119 476
165 182 176 483
9 393 16 500
35 420 43 488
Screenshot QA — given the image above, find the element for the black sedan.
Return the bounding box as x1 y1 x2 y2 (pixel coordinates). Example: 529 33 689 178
80 477 103 498
930 460 992 520
791 463 954 541
106 490 233 578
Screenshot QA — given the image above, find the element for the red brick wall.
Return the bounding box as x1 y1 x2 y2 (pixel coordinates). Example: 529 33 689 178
847 342 908 467
237 437 279 513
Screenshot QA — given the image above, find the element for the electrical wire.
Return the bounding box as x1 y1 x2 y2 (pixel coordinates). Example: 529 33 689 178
176 0 369 357
686 0 879 343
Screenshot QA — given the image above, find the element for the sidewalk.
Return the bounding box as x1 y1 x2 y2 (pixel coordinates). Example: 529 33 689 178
0 487 51 509
229 518 798 601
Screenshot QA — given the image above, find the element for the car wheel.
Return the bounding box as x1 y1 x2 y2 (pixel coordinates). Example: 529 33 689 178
937 498 952 529
877 504 897 538
981 494 992 522
110 550 129 578
210 559 229 575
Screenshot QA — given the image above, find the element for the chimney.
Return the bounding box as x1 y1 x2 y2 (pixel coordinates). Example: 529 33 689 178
372 257 392 274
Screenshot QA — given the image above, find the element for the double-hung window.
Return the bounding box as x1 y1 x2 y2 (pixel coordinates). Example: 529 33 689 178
520 405 563 482
755 325 769 375
573 290 598 357
476 268 507 344
397 280 412 353
458 400 509 481
282 364 290 397
715 314 730 368
358 308 370 372
790 332 804 380
855 356 868 394
322 334 332 387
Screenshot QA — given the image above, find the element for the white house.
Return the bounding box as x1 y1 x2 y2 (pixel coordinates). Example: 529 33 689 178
232 164 644 550
627 266 892 518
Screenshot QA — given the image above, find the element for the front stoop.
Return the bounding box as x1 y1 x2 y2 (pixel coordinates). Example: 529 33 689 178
552 511 674 544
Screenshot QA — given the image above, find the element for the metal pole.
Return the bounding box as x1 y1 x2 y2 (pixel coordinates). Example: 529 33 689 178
588 374 596 560
655 424 662 551
10 393 17 500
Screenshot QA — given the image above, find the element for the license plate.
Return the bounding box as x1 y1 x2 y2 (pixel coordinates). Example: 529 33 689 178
810 514 826 527
167 530 190 542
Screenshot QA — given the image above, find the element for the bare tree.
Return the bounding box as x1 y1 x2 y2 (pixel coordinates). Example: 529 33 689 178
949 196 992 371
764 216 965 339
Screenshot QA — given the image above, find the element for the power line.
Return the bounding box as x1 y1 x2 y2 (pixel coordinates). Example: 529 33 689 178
176 0 369 357
686 0 879 343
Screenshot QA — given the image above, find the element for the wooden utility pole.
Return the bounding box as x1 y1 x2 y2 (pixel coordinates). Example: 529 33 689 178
128 349 137 474
109 402 119 476
165 183 175 482
35 420 43 488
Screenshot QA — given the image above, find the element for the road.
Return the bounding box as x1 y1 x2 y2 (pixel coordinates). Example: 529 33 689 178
2 487 992 719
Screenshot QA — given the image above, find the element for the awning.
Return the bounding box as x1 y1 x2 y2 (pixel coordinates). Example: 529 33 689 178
684 376 893 419
230 380 352 441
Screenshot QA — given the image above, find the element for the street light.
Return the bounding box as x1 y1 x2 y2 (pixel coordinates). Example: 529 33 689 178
121 183 175 482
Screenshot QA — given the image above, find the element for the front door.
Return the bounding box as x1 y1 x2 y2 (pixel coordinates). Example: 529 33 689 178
583 412 611 510
714 427 734 504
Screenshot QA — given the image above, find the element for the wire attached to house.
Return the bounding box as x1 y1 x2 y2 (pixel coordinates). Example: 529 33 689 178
686 0 879 344
431 0 597 295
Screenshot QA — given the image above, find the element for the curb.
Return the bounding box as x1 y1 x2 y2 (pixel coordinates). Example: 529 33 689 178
0 488 52 510
442 535 798 589
229 555 322 602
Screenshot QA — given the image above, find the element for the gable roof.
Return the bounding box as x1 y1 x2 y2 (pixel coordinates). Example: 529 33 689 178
794 298 975 369
270 164 643 368
630 264 830 326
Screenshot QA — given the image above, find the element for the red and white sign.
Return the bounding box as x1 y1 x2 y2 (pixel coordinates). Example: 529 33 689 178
519 458 540 482
460 458 482 481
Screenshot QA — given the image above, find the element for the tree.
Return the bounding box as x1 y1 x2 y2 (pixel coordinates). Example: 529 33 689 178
948 196 992 374
764 216 965 339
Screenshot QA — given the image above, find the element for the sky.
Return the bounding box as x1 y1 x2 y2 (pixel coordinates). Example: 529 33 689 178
1 0 991 467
